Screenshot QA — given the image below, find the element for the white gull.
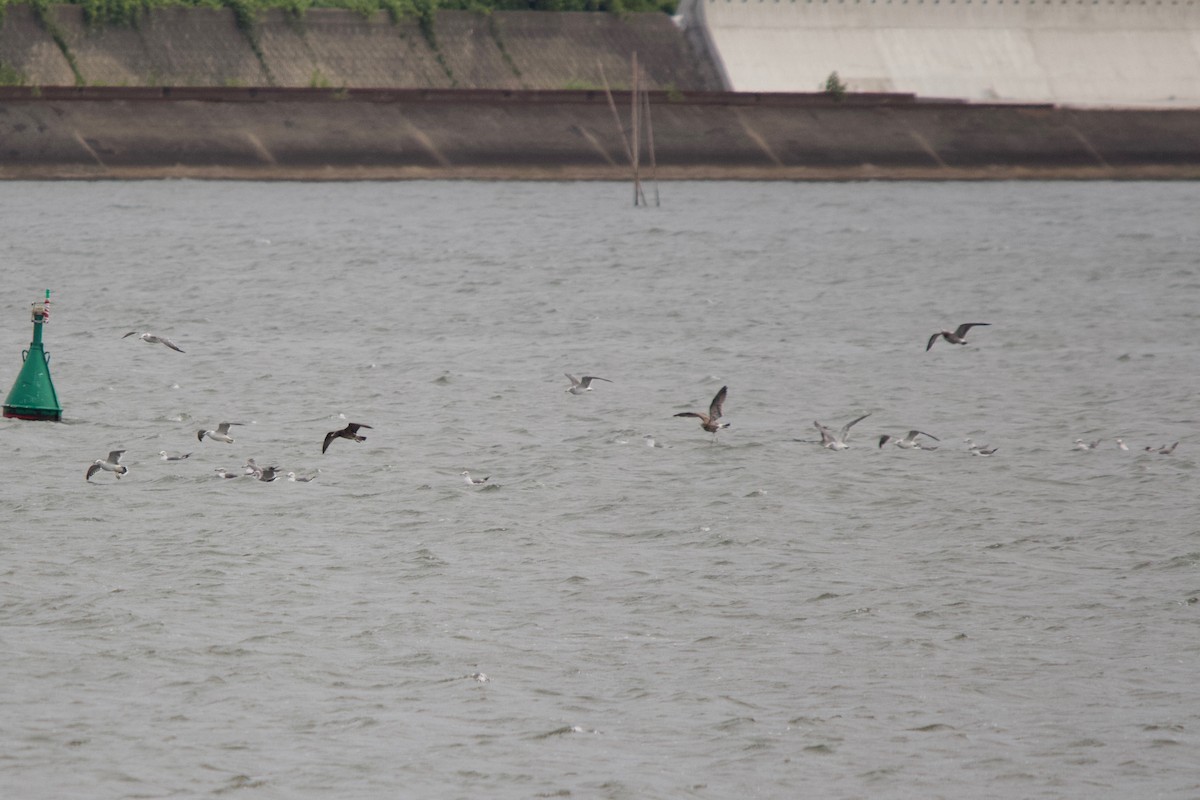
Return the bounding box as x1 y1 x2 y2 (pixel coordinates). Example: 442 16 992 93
123 331 185 353
198 422 241 443
879 430 940 450
86 450 127 481
565 374 612 395
814 413 870 451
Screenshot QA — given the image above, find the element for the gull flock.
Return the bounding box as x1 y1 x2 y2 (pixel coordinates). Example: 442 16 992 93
85 322 1182 482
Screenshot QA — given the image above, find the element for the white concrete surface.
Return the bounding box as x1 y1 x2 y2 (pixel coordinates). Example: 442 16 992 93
681 0 1200 106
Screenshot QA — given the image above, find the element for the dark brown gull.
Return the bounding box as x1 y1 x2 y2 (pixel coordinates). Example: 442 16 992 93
926 323 990 352
322 422 372 454
674 386 729 441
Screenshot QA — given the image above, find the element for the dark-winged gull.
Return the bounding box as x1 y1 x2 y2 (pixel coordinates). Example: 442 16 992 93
86 450 127 481
565 374 613 395
926 322 990 352
198 422 240 443
322 422 372 454
674 385 729 442
879 430 940 450
814 413 870 451
462 470 489 486
123 331 185 353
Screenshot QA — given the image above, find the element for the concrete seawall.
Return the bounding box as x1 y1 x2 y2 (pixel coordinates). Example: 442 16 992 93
3 87 1199 180
3 4 1198 179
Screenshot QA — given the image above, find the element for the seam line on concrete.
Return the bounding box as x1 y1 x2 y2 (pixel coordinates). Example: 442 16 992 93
1064 125 1109 167
244 131 278 165
403 120 452 167
572 125 620 167
735 108 784 166
896 117 948 168
72 131 106 167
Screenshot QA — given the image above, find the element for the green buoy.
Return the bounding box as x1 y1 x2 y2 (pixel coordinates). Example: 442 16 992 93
3 290 62 421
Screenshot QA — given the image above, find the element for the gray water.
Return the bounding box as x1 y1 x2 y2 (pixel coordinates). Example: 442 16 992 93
1 180 1198 799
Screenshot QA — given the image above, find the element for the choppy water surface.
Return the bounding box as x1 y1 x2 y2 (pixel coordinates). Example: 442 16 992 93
2 180 1198 799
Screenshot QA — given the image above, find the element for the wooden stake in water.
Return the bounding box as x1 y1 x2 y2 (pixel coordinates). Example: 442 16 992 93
642 73 660 207
631 52 642 207
599 62 634 175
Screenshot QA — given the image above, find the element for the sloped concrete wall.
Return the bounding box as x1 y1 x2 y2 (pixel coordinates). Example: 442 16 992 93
0 5 723 91
685 0 1200 106
0 5 76 85
255 9 452 89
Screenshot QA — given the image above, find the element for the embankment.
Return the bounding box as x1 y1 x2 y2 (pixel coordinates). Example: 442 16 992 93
0 5 723 91
3 87 1200 180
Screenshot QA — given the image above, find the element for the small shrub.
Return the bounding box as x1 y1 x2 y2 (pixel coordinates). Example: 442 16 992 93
309 68 331 88
823 70 847 101
0 61 27 86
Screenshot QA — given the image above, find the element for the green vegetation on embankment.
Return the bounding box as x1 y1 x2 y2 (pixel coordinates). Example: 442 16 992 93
0 0 677 28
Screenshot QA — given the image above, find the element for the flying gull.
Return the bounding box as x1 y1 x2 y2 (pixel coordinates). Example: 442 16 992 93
814 413 870 451
86 450 128 481
1153 442 1179 455
462 470 489 486
879 430 940 450
565 374 612 395
123 331 185 353
927 323 990 352
198 422 241 443
674 385 729 441
323 422 373 454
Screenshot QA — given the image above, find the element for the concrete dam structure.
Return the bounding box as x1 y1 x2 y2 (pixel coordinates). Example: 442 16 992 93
1 3 1198 179
683 0 1200 107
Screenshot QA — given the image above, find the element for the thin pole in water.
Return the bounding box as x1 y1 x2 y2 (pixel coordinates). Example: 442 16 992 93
598 61 635 180
642 73 660 207
631 51 642 207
